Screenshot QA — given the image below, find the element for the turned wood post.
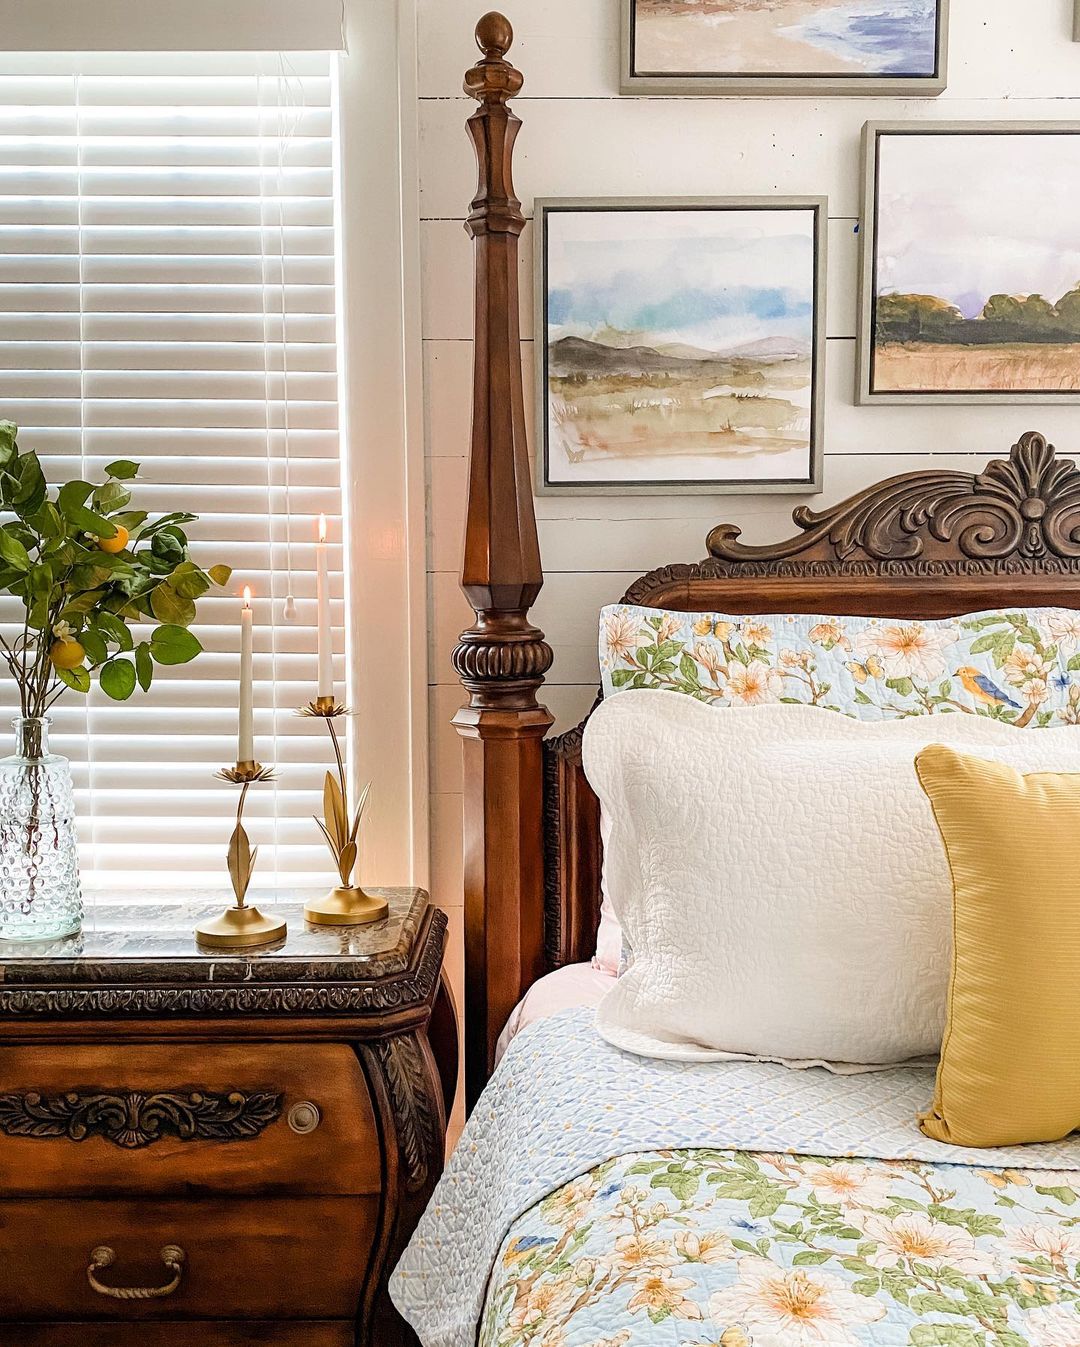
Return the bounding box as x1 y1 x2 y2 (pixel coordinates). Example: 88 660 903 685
453 13 554 1109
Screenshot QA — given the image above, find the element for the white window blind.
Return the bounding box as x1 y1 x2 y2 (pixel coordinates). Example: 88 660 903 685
0 2 347 53
0 52 345 885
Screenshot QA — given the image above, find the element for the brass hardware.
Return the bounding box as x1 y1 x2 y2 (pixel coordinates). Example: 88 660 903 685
195 904 288 950
0 1087 281 1147
305 886 389 927
196 759 287 949
297 698 384 925
87 1244 186 1300
287 1100 321 1134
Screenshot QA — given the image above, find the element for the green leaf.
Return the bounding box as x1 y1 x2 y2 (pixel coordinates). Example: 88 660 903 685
135 642 153 691
12 451 46 514
57 664 90 694
80 628 108 666
105 459 139 480
112 510 148 533
0 526 31 572
610 669 636 687
95 611 133 652
57 479 117 539
0 420 17 469
854 688 873 705
792 1250 832 1266
57 479 94 513
208 564 232 587
851 1277 882 1296
149 623 202 665
151 530 186 568
149 583 196 626
1035 1184 1077 1205
27 501 64 541
910 1292 963 1315
886 677 915 697
99 657 137 701
169 561 211 600
92 481 131 515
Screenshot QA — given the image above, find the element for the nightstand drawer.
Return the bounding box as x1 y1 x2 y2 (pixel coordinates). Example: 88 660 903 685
0 1198 376 1320
0 1043 381 1197
12 1322 353 1346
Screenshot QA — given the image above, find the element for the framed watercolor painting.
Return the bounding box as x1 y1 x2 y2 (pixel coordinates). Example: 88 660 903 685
858 123 1080 404
621 0 949 96
534 198 826 496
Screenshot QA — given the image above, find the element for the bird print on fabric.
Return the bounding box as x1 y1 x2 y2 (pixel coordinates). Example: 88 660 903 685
954 666 1022 710
502 1233 556 1266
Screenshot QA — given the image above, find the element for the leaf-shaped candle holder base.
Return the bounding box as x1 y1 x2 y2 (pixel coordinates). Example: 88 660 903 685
195 761 287 950
299 702 388 927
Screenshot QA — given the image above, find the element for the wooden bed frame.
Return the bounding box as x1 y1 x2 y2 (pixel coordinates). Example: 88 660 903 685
454 13 1080 1107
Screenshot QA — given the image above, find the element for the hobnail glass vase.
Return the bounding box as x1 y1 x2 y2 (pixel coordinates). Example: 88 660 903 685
0 716 82 941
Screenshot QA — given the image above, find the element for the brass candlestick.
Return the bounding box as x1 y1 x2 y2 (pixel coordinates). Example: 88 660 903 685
195 761 288 949
300 697 388 927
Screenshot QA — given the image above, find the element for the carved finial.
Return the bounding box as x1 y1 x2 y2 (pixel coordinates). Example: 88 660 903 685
465 11 523 102
476 11 513 57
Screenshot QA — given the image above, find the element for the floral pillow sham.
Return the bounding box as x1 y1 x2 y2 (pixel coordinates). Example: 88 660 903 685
600 604 1080 727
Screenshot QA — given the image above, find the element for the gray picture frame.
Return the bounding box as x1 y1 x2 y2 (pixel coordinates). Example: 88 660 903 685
857 121 1080 405
534 196 827 497
621 0 949 96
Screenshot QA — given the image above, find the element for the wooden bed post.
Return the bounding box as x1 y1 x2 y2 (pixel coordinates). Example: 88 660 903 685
454 13 554 1109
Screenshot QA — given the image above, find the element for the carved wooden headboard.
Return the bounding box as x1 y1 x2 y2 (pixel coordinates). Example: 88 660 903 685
452 14 1080 1108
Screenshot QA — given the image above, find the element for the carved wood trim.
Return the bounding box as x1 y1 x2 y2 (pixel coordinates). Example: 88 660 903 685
542 432 1080 973
705 430 1080 570
0 908 447 1020
0 1088 281 1148
454 14 554 1110
371 1035 440 1195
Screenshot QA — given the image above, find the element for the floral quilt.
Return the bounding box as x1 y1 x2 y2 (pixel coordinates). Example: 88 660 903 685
390 1011 1080 1347
600 605 1080 729
482 1149 1080 1347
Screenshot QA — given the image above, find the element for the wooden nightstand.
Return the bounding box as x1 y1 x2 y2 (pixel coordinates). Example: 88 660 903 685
0 887 454 1347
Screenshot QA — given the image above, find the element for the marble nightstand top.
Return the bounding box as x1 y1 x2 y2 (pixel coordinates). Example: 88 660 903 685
0 888 445 1017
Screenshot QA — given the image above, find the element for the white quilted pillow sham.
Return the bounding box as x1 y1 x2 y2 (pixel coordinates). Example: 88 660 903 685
582 690 1080 1070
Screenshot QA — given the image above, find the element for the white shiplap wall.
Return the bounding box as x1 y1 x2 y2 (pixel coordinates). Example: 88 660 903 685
418 0 1080 1110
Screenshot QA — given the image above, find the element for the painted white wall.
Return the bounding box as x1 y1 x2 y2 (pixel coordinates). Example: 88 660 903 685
417 0 1080 1126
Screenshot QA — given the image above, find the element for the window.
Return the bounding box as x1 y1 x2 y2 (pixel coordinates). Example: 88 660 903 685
0 52 345 884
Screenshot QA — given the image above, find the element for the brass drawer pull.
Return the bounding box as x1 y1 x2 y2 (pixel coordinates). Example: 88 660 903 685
287 1100 321 1134
87 1244 186 1300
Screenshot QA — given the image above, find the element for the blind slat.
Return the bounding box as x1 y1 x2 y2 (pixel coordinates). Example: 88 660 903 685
0 55 343 881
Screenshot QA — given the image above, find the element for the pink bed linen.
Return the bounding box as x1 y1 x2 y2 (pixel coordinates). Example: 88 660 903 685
495 962 615 1063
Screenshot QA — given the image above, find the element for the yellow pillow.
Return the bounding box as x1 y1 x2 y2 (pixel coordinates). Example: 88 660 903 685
914 743 1080 1148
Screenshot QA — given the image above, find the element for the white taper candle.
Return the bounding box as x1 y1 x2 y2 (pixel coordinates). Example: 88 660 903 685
316 514 333 699
238 586 254 763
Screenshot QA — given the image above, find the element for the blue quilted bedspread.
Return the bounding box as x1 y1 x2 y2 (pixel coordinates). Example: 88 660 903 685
391 1011 1080 1347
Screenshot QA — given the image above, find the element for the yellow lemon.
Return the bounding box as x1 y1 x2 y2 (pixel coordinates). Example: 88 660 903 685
97 525 129 554
49 638 86 671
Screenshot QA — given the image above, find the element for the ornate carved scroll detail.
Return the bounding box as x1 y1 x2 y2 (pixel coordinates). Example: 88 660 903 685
0 908 447 1020
372 1035 439 1193
706 432 1080 570
0 1088 281 1149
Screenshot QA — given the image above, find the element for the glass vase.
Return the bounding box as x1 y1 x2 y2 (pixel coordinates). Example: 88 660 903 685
0 716 82 941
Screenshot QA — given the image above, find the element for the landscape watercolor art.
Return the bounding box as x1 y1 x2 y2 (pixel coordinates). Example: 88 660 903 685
539 203 823 492
631 0 942 80
868 129 1080 399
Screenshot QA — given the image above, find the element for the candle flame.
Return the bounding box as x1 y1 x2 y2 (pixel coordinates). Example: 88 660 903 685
319 513 327 543
243 585 252 608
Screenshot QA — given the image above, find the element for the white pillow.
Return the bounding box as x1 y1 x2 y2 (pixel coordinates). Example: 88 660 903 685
582 690 1080 1070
